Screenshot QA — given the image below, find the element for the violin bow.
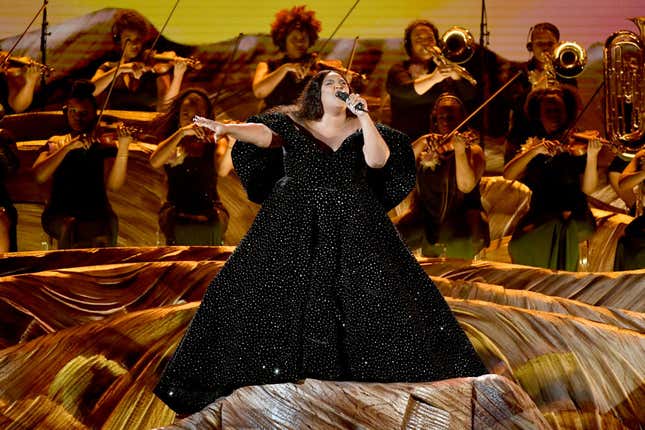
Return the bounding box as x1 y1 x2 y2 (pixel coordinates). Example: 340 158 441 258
209 32 245 106
93 40 136 140
0 1 48 69
93 0 182 139
308 0 361 69
560 81 604 143
427 70 523 152
148 0 181 54
343 36 359 82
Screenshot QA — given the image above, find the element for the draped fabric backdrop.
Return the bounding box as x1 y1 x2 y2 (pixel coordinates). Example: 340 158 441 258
1 0 643 62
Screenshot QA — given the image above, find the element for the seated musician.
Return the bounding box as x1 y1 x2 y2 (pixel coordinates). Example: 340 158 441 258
614 149 645 270
386 20 477 140
149 88 233 246
0 129 19 252
91 10 188 112
0 53 41 114
252 6 323 111
503 85 601 271
608 153 638 215
394 92 489 258
505 22 578 162
32 80 131 249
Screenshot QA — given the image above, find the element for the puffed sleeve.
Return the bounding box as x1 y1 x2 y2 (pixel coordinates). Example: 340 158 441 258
231 112 286 204
366 124 416 211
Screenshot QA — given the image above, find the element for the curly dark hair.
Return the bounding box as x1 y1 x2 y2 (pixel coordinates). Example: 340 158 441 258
287 70 355 121
524 84 581 133
112 10 149 43
403 19 441 58
270 5 322 52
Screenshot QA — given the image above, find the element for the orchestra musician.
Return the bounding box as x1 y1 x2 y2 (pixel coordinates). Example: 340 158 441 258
614 149 645 270
608 153 638 214
505 22 578 162
91 10 189 112
386 20 477 140
252 5 323 111
0 52 41 114
0 129 19 252
149 88 233 246
503 85 602 271
32 80 131 249
394 92 489 258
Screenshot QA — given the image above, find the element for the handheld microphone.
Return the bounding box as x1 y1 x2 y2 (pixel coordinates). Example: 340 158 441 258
335 91 367 112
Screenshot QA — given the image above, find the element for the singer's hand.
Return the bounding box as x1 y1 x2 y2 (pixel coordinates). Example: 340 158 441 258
193 125 214 142
197 119 228 142
345 93 368 116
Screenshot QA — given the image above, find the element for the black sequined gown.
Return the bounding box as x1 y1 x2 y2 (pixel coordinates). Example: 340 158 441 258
155 112 487 414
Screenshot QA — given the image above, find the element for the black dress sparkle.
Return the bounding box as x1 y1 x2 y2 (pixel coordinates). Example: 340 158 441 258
154 112 487 415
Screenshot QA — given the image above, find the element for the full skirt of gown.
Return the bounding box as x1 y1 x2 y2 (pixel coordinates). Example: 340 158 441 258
154 112 487 414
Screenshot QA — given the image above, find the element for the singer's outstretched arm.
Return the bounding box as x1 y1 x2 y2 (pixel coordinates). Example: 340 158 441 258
197 120 274 149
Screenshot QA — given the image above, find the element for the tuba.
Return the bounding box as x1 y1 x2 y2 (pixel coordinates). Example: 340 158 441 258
603 17 645 155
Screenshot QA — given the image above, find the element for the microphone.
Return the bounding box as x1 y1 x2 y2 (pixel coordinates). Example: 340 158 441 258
335 91 367 112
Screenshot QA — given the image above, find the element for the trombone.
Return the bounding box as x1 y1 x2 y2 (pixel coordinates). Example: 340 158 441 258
425 26 477 86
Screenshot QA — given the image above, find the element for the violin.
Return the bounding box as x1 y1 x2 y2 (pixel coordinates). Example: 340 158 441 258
423 130 477 157
568 131 616 155
140 49 203 75
312 58 366 83
291 54 366 84
0 51 54 76
520 130 615 156
91 120 143 146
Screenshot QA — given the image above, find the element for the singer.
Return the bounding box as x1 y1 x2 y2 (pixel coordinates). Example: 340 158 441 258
154 70 487 416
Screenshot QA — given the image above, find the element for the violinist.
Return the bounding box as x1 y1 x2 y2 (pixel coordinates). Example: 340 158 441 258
32 80 131 249
252 5 323 111
386 20 477 140
503 85 601 271
91 10 188 112
394 93 488 258
608 153 638 215
149 88 233 246
614 149 645 270
0 129 19 252
0 51 41 114
504 23 578 162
